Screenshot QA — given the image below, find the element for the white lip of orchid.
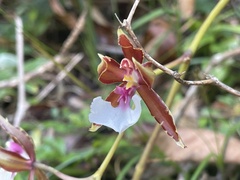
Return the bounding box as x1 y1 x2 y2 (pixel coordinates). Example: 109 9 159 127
89 94 142 133
0 168 15 180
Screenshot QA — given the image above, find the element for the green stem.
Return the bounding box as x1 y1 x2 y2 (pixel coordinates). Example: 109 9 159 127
133 124 161 180
35 133 124 180
34 162 92 180
188 0 230 54
92 132 124 180
167 0 230 111
133 0 230 179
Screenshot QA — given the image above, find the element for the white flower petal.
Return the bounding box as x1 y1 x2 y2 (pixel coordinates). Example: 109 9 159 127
89 94 141 132
0 168 15 180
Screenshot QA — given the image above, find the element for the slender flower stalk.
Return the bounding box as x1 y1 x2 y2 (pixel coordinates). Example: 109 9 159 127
92 133 124 180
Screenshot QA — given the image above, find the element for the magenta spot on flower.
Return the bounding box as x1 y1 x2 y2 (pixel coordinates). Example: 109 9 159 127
6 141 24 155
114 86 136 109
6 141 29 160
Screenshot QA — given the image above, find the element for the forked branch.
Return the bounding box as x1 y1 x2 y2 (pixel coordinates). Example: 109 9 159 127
116 0 240 97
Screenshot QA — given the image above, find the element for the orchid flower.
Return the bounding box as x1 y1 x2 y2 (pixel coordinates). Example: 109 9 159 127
0 141 29 180
89 29 185 148
0 115 47 180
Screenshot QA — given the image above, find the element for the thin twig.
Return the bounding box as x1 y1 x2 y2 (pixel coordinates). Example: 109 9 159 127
175 75 240 97
14 16 28 127
120 19 194 84
173 46 240 97
36 53 84 101
175 47 240 123
0 56 67 88
0 11 87 89
60 11 87 55
34 162 92 180
118 4 240 97
117 13 192 78
125 0 140 25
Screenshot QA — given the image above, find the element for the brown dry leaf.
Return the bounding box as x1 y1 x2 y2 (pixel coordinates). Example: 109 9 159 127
157 128 240 163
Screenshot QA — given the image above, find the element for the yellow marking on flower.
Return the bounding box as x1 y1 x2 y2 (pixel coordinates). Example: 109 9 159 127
123 73 138 89
89 123 101 132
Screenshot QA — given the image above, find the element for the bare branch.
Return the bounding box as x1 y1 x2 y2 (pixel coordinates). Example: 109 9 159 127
36 53 84 101
34 162 92 180
14 16 28 126
0 55 68 88
116 3 192 78
60 11 87 55
0 11 86 89
175 47 240 123
175 75 240 97
210 76 240 97
116 2 240 97
126 0 140 25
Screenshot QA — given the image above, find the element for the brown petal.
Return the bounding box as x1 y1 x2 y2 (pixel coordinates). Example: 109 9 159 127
0 116 35 161
117 29 144 63
137 85 185 148
132 58 155 88
0 147 32 172
98 54 125 84
105 84 125 107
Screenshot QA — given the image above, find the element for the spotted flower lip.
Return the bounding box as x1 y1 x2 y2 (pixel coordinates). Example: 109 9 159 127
89 28 185 148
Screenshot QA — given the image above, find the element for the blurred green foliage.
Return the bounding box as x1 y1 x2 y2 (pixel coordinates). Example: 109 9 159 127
0 0 240 179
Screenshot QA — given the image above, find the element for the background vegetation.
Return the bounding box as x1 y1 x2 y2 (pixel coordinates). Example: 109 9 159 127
0 0 240 179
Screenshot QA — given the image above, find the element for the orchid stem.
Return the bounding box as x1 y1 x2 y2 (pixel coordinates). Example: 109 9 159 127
133 0 229 179
133 125 161 180
34 132 124 180
188 0 230 54
34 133 124 180
34 162 91 180
92 132 124 180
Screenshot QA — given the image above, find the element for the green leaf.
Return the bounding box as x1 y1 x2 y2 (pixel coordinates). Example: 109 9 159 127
132 9 166 30
0 53 17 69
